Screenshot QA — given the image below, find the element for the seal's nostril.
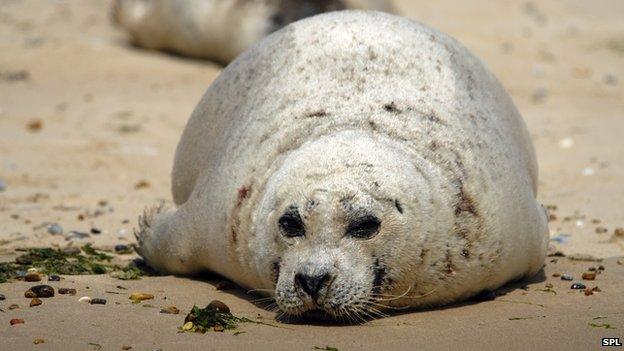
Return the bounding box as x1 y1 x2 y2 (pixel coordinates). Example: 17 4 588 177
294 272 330 297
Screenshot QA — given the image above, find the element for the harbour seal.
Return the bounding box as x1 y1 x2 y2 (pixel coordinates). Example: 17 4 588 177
111 0 397 64
136 10 549 320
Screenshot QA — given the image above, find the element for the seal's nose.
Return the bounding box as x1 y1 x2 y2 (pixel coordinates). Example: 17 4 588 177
294 272 330 298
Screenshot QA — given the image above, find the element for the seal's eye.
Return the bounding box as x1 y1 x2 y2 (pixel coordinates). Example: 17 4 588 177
346 215 381 239
278 210 305 238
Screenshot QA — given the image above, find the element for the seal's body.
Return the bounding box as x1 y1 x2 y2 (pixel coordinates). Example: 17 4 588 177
112 0 396 63
137 11 549 319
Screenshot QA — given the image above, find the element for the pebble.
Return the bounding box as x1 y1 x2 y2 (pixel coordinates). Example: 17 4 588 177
10 318 25 326
571 283 586 290
550 234 570 244
604 74 618 85
129 292 154 302
531 88 549 103
584 288 593 296
213 324 225 332
561 274 574 281
160 306 180 314
90 298 107 305
47 223 63 235
552 273 561 277
117 228 129 238
595 227 608 234
25 285 55 298
58 288 77 295
0 293 5 301
582 272 596 280
65 231 90 241
559 137 574 149
581 168 595 177
78 296 91 303
30 298 43 307
114 244 131 253
207 300 230 314
215 281 236 291
598 265 605 271
61 246 81 255
48 275 61 282
24 272 42 282
182 322 194 331
9 304 19 310
33 339 44 345
90 227 102 235
0 179 6 192
614 228 624 239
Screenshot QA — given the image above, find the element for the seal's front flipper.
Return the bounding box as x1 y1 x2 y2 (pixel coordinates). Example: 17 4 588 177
135 202 201 275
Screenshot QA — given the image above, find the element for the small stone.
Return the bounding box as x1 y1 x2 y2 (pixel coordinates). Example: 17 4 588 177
48 275 61 282
582 272 596 280
561 274 573 281
24 272 42 282
47 223 63 235
10 318 25 325
545 283 553 289
61 246 81 255
160 306 180 314
182 322 194 331
0 293 5 301
207 300 230 314
0 179 6 192
121 346 132 350
571 283 586 290
552 273 561 277
548 213 557 221
215 280 236 291
30 298 43 307
531 88 549 103
26 119 43 132
58 288 77 295
33 338 44 345
613 228 624 239
604 74 618 85
90 227 102 234
26 285 55 298
592 286 602 292
114 244 132 254
90 298 107 305
598 265 605 271
581 168 594 177
78 296 91 303
584 288 593 296
65 231 90 241
129 292 154 302
134 180 150 189
213 324 225 332
9 304 19 310
559 137 574 149
588 267 597 272
595 227 608 234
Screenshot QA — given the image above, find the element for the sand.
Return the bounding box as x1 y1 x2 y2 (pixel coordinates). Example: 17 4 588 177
1 0 623 350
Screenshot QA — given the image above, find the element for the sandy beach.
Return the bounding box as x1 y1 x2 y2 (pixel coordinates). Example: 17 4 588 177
1 0 623 350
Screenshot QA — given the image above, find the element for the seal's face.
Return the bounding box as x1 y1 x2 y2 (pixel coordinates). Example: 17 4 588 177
273 187 406 320
256 132 431 320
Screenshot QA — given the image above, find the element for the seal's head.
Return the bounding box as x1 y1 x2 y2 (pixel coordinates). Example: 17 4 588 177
255 131 439 319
